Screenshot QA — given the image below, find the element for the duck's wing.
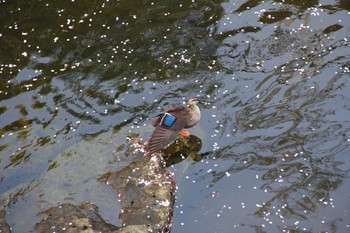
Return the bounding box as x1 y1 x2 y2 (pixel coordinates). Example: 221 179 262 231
146 126 179 155
146 107 191 155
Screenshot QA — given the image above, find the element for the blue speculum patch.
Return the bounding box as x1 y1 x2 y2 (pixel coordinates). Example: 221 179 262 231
162 114 176 127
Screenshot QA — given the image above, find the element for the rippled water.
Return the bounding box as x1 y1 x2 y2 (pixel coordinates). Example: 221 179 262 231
1 0 350 232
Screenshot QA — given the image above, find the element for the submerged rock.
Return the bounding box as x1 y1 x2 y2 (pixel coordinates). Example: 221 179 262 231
35 134 202 233
35 153 175 233
162 135 203 166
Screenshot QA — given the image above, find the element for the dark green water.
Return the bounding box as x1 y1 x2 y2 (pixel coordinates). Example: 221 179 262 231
1 0 350 232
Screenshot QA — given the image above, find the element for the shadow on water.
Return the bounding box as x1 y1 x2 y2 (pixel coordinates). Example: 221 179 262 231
0 0 350 232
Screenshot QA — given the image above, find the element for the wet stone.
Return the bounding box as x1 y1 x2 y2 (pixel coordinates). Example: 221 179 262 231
35 202 120 233
107 151 176 233
0 209 11 233
163 135 203 166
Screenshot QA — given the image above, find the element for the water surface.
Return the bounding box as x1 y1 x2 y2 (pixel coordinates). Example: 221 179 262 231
0 0 350 232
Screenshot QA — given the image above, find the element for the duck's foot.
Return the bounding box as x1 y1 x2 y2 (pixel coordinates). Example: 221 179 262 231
179 130 190 137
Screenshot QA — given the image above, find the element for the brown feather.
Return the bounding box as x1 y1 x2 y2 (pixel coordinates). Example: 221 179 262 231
146 99 200 155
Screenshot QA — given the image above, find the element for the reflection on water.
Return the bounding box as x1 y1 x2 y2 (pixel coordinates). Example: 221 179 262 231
1 0 350 232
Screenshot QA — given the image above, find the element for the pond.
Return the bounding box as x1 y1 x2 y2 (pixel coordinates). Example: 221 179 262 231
1 0 350 232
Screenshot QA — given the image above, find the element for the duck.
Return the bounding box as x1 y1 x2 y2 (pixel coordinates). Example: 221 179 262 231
146 97 201 155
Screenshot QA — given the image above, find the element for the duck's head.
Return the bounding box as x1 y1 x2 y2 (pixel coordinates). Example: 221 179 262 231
187 97 201 106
